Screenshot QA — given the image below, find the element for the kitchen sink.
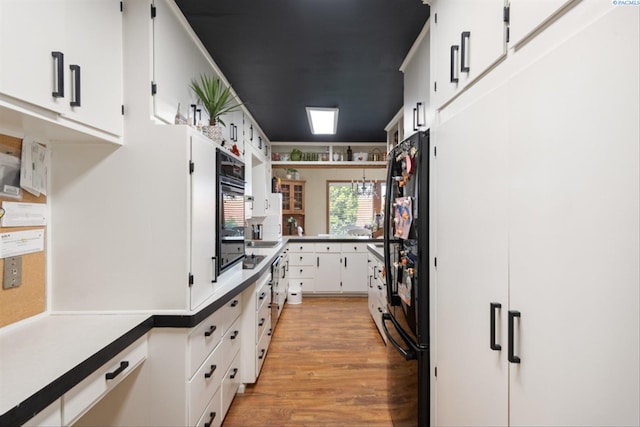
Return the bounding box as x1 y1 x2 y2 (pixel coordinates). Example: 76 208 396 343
242 254 267 269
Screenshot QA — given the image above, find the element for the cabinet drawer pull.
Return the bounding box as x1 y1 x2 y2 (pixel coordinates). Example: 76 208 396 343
69 64 81 107
508 310 521 363
204 364 217 378
461 31 471 72
204 325 217 337
416 102 424 127
211 256 217 283
105 361 129 380
51 51 64 98
258 349 266 359
230 299 239 307
230 330 239 340
490 302 502 351
268 328 272 336
259 292 266 300
204 411 216 427
450 45 459 83
230 368 238 379
258 317 265 327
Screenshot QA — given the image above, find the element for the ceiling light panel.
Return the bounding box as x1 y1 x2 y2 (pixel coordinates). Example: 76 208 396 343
306 107 339 134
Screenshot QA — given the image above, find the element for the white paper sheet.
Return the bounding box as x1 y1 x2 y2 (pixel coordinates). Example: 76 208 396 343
20 137 49 197
0 229 45 258
1 202 47 227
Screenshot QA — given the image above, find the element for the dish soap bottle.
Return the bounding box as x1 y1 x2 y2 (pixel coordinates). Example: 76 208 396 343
347 146 353 161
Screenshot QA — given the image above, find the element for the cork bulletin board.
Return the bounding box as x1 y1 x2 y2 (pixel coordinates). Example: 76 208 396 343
0 134 47 328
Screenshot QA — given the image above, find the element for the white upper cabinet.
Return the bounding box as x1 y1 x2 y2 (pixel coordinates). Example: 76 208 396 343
431 0 506 109
508 0 574 48
0 0 123 137
152 0 215 125
402 21 431 137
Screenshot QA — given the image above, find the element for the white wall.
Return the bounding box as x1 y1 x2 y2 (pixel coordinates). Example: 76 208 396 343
272 167 386 236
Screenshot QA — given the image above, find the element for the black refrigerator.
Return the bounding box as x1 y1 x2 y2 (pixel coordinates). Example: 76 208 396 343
382 130 430 427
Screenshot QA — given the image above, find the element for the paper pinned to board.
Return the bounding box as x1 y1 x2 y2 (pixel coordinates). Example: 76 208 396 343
20 137 49 197
1 202 47 227
0 229 44 258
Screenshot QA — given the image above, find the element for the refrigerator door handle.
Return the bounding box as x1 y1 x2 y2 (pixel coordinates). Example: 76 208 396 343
382 313 417 361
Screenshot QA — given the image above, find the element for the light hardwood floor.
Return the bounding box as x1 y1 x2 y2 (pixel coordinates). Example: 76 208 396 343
222 297 392 427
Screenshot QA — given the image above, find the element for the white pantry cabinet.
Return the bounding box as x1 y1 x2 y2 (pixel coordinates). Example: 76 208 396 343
431 0 506 109
434 5 639 426
402 20 432 137
508 0 574 48
0 0 123 136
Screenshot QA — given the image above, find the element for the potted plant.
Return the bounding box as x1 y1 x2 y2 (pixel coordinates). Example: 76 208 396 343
285 168 298 179
190 74 241 142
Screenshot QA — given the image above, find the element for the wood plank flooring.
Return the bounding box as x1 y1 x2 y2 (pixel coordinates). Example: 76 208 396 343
222 297 392 427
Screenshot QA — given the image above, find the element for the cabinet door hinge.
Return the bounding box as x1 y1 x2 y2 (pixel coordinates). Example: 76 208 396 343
151 4 157 19
188 273 194 287
151 82 157 96
189 161 195 174
121 105 125 115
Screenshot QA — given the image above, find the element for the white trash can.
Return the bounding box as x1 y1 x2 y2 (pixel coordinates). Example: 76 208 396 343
288 286 302 304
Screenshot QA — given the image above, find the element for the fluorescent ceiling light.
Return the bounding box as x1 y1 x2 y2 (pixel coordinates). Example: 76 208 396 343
306 107 339 135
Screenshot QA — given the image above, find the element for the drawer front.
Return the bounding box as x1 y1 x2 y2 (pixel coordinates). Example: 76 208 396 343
315 243 341 253
289 265 315 278
256 326 272 376
188 310 223 379
63 336 148 426
256 282 272 311
28 399 61 426
222 317 242 367
189 343 224 426
341 243 368 253
288 243 315 253
194 386 222 427
289 278 314 292
219 295 242 335
221 353 241 419
256 302 271 343
289 253 315 266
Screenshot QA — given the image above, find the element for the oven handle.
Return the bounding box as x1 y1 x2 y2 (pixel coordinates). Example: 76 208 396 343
221 183 244 195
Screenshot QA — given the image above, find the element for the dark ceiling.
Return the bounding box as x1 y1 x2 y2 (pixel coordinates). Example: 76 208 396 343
175 0 430 143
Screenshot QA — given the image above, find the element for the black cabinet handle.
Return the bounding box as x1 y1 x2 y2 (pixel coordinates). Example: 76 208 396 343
204 364 217 378
258 136 262 149
230 122 235 140
345 256 348 269
51 51 64 98
250 125 253 141
490 302 502 351
69 64 81 107
412 107 418 131
230 330 239 339
259 292 266 300
105 361 129 380
258 349 266 359
230 299 239 307
461 31 471 72
450 45 459 83
204 325 217 337
258 317 265 327
268 328 272 336
211 256 217 283
508 310 521 363
416 102 424 127
190 104 197 126
204 411 216 427
230 368 238 379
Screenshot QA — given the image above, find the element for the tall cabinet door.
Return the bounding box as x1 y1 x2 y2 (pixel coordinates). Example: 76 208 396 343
190 133 217 310
508 0 574 47
435 85 510 426
507 7 639 425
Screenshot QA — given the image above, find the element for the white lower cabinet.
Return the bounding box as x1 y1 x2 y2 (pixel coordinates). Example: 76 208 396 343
240 270 272 384
288 243 316 294
28 400 62 427
367 252 387 344
221 353 241 420
195 388 222 427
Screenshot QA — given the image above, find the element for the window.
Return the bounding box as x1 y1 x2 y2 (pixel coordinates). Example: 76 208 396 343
326 181 385 235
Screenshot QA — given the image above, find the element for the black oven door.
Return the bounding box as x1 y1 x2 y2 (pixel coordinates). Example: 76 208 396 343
218 180 245 273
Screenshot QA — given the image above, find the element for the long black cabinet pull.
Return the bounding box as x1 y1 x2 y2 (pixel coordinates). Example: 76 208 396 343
69 64 81 107
230 330 239 340
416 102 424 127
461 31 471 72
105 361 129 380
204 364 217 378
51 51 64 98
490 302 502 351
450 45 459 83
229 368 238 379
412 107 418 131
508 310 521 363
204 411 216 427
204 325 217 337
258 349 266 359
211 256 217 283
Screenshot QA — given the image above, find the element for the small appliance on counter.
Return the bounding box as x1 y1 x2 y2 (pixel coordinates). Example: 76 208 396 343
251 224 263 240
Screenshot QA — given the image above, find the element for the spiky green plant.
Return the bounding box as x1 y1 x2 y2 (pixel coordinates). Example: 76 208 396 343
189 75 241 126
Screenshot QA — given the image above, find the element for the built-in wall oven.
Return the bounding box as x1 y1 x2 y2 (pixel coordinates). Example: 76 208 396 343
216 149 245 275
